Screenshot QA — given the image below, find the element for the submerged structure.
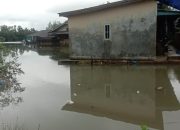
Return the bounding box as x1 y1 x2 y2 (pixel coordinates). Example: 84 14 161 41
26 30 54 46
59 0 180 61
49 21 69 46
26 21 69 47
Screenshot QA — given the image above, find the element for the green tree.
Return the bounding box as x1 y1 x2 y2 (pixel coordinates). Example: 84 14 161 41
0 25 36 42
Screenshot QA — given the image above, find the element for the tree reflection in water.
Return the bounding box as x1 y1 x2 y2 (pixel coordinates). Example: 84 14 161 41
0 44 24 108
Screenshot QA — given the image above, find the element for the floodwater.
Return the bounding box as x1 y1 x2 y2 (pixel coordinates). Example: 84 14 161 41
0 46 180 130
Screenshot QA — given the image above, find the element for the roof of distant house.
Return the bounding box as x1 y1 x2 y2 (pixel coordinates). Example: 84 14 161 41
49 21 68 33
58 0 150 17
48 21 69 36
29 30 50 38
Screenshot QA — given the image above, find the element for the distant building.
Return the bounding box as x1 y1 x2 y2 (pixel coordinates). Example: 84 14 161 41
26 21 69 47
59 0 180 60
49 21 69 46
26 30 55 46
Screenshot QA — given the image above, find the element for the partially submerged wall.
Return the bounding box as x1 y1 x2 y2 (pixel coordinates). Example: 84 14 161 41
68 1 157 60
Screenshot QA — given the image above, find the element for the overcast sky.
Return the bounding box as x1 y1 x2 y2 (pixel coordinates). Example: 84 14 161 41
0 0 119 30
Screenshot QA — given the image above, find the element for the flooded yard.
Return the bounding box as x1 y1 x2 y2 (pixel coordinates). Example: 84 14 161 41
0 46 180 130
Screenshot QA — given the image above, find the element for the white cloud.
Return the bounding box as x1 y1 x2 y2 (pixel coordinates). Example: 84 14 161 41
0 0 119 30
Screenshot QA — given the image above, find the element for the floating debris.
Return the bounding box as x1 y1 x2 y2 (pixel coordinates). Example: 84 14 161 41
67 100 74 105
156 86 164 91
136 90 140 94
77 83 81 86
73 93 77 96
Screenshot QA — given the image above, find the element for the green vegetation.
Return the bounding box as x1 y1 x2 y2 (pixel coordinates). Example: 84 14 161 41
0 44 24 108
0 25 36 42
141 125 149 130
0 36 5 42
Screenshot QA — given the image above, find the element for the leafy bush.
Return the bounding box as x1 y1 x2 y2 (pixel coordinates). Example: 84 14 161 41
141 125 149 130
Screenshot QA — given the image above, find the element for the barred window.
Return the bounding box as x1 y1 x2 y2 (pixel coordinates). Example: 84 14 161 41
104 25 111 40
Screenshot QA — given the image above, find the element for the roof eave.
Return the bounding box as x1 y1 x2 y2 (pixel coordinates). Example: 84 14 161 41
49 21 68 33
58 0 150 17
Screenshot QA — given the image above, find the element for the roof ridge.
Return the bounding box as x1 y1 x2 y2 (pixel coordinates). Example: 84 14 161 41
59 0 150 17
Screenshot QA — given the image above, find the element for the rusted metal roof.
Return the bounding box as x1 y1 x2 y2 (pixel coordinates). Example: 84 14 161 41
58 0 151 17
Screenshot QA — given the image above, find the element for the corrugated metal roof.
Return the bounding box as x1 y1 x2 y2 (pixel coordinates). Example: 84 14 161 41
28 30 50 38
158 10 180 16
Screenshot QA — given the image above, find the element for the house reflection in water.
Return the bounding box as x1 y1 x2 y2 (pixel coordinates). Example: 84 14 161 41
62 65 180 130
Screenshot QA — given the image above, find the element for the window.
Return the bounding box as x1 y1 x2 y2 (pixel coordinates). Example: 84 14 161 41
104 25 111 40
175 17 180 30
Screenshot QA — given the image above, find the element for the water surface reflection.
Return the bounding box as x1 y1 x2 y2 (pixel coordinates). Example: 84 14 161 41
63 65 180 130
1 47 180 130
0 45 25 109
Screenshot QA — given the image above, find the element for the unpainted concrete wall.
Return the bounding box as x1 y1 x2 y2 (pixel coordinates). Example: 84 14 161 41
68 1 157 59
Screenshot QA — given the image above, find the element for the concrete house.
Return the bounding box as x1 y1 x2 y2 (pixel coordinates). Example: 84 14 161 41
59 0 180 60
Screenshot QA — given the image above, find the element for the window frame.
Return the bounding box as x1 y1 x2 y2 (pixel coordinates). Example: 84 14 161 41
104 24 111 40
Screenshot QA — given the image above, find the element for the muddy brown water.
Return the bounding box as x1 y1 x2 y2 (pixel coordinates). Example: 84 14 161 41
0 47 180 130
